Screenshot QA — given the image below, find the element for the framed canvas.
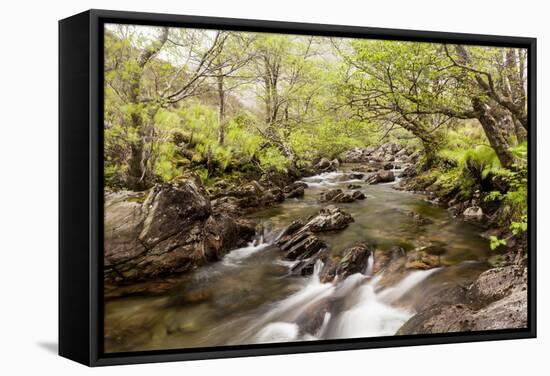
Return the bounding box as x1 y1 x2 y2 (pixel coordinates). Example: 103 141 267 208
59 9 537 366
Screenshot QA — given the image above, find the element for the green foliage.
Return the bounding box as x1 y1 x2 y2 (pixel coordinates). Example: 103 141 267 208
432 122 504 200
195 167 211 185
510 216 528 235
482 144 527 249
155 142 184 182
102 25 529 253
289 119 370 162
226 113 263 160
489 236 507 251
258 147 289 172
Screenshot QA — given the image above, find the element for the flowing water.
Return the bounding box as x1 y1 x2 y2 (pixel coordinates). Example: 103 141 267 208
104 164 491 352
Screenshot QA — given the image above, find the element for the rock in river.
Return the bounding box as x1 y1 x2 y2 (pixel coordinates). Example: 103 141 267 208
277 206 354 240
365 170 395 184
104 172 256 283
463 206 484 219
320 243 374 282
276 206 354 266
315 158 339 172
283 182 307 198
319 189 365 203
319 189 343 203
304 205 354 232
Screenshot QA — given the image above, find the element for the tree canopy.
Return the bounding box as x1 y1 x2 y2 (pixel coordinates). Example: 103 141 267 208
104 26 527 220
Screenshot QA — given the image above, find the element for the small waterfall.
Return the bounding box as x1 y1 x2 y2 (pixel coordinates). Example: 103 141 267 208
329 283 412 339
390 160 405 184
256 322 300 343
249 260 335 343
261 261 334 323
256 223 281 244
223 223 285 266
378 268 441 303
328 268 440 339
316 312 332 338
332 273 365 298
222 237 270 266
301 171 347 188
249 262 441 344
311 259 324 284
365 253 374 277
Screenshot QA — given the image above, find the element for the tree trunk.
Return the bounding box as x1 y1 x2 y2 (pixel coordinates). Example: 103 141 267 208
398 115 442 170
419 133 442 170
472 98 516 169
217 72 226 145
514 118 527 144
124 27 169 191
127 108 159 191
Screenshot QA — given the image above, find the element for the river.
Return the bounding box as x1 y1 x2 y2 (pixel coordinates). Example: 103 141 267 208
104 164 491 352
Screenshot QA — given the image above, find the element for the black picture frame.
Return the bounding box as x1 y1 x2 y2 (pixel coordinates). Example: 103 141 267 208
59 9 537 367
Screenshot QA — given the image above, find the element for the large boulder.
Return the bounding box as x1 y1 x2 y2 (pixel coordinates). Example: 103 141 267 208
104 173 256 283
276 207 354 242
365 170 395 184
467 266 527 305
211 196 241 214
104 191 149 266
213 178 304 209
397 266 528 334
138 175 212 247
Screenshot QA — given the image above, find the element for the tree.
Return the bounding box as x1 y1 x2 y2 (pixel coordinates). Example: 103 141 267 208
211 33 257 145
336 40 456 168
105 27 230 189
443 44 527 169
104 24 529 194
249 35 323 165
104 26 168 190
